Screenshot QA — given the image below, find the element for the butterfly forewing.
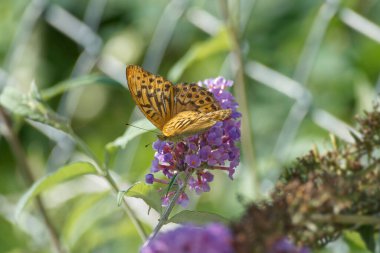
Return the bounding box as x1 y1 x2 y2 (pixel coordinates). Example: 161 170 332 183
126 65 174 129
162 109 231 138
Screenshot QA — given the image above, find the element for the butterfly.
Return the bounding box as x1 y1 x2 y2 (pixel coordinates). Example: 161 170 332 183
126 65 231 141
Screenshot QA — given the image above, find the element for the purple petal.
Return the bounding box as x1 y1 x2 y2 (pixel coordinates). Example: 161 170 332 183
199 145 212 161
151 157 160 172
163 153 173 162
202 172 214 182
185 154 201 168
177 192 189 207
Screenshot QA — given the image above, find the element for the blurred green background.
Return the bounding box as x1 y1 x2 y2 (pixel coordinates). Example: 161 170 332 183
0 0 380 252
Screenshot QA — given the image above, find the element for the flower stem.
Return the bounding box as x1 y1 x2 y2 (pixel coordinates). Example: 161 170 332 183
312 214 380 225
70 132 148 241
150 171 192 239
104 169 148 240
0 107 65 253
208 166 229 170
153 178 169 184
219 0 259 197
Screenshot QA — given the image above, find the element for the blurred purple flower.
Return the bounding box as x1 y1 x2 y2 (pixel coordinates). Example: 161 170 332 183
140 223 234 253
269 238 311 253
147 77 241 206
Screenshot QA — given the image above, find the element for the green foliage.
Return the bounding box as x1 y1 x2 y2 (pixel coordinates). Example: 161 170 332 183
106 118 156 152
15 162 98 219
0 84 71 133
118 182 162 213
344 231 373 253
168 28 231 82
41 75 122 101
0 217 27 252
168 210 228 225
357 226 376 253
1 0 380 252
63 193 121 249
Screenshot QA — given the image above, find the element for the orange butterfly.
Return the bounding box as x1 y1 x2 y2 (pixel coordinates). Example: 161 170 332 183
126 65 231 142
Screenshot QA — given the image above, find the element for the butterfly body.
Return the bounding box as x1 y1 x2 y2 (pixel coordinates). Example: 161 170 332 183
126 65 231 141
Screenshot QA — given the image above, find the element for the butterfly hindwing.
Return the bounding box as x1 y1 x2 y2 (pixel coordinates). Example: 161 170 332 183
173 83 221 115
162 109 231 138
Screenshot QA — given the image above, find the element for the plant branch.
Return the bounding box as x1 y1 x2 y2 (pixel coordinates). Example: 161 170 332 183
70 133 148 241
104 170 148 240
150 171 192 239
219 0 258 196
312 214 380 226
0 107 65 253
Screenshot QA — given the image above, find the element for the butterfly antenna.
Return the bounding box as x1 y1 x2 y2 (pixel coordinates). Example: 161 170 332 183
125 123 160 135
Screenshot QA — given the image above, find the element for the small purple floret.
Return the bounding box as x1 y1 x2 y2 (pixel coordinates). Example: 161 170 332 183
178 192 189 207
185 154 201 168
145 174 154 184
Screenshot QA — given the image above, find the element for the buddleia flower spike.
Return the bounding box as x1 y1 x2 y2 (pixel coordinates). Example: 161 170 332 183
126 65 241 207
126 65 232 142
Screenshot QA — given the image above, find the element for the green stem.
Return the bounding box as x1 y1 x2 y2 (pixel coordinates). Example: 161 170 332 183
104 170 148 240
219 0 259 197
150 171 192 239
70 132 148 240
312 214 380 226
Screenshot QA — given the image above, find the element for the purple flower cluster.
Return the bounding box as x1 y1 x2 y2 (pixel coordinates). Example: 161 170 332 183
269 238 310 253
140 223 234 253
145 77 241 206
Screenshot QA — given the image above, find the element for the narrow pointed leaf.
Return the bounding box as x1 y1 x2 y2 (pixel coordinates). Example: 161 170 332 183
0 85 71 133
106 118 156 153
168 28 231 82
15 162 98 219
41 75 122 100
122 182 162 213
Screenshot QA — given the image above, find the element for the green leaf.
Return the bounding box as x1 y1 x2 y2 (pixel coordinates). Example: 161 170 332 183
344 231 373 253
0 85 71 133
168 210 228 225
62 193 116 247
106 118 156 153
70 212 142 253
41 74 122 101
357 225 375 252
0 216 27 251
350 130 362 144
122 182 162 213
15 162 98 219
117 191 126 206
168 28 231 82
